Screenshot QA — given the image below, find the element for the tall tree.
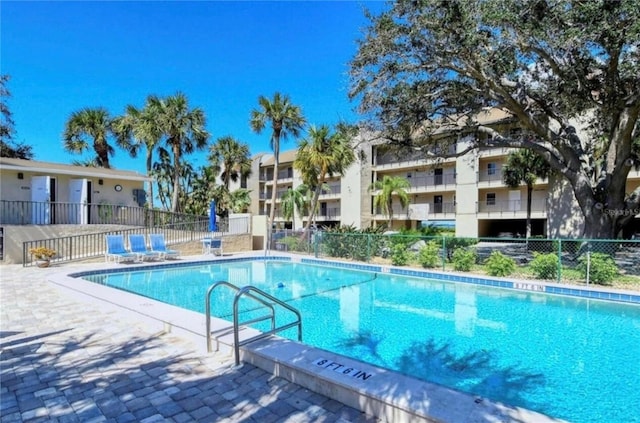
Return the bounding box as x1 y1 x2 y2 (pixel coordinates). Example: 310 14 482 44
208 135 252 191
228 188 252 213
184 165 216 216
113 99 164 208
350 0 640 239
1 74 17 145
1 140 34 159
294 124 357 237
151 149 174 211
502 149 551 238
250 92 306 227
369 175 410 229
63 107 120 168
149 93 209 213
280 184 309 231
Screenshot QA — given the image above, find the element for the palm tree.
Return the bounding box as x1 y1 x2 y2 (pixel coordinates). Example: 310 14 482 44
369 175 411 229
250 92 306 227
280 184 309 230
185 166 217 216
151 149 174 210
63 107 121 168
208 136 252 191
294 124 357 236
112 99 164 208
228 188 252 213
150 93 209 213
502 149 551 238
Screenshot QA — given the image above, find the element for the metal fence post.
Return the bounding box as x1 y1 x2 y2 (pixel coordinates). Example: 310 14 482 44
557 238 562 283
442 236 446 271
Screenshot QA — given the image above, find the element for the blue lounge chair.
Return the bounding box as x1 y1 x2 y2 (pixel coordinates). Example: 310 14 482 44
149 234 179 259
202 237 223 255
128 234 162 261
105 235 139 263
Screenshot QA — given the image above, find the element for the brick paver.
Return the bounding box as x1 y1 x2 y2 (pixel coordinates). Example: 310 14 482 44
1 264 382 422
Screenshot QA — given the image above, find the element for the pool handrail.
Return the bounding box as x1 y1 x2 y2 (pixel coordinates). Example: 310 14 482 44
205 280 275 353
233 285 302 366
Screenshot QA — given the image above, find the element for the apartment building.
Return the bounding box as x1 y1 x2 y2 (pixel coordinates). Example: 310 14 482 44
245 109 640 238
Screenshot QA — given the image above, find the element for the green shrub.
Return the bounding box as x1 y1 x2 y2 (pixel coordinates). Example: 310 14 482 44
530 253 559 279
452 248 476 272
320 225 385 260
280 236 308 252
391 243 413 266
418 241 441 268
578 252 619 285
485 251 516 277
444 237 478 261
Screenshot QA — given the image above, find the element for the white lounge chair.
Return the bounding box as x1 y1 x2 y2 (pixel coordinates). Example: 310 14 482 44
149 234 179 259
105 235 139 263
128 234 162 261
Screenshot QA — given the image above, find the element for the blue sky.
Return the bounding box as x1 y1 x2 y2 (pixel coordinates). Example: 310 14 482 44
2 1 383 175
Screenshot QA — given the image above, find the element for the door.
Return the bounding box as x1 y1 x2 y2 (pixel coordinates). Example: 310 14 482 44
31 176 51 224
434 195 443 214
509 190 521 211
434 168 443 185
69 179 89 224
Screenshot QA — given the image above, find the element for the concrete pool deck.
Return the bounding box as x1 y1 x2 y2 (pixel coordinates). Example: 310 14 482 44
1 255 569 423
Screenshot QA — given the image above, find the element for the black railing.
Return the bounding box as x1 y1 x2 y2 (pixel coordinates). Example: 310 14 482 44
0 200 209 227
22 221 215 267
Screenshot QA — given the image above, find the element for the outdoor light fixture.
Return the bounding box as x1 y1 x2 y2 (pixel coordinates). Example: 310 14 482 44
17 173 23 180
98 179 104 185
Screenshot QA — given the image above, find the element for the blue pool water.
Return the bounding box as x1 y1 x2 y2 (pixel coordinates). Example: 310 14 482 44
80 259 640 423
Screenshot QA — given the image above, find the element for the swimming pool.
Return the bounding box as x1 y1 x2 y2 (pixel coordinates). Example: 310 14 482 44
79 257 640 423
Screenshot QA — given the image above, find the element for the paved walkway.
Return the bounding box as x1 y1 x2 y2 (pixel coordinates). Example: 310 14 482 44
0 263 382 423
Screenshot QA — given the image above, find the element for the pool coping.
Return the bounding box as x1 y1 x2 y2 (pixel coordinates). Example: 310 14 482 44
48 252 628 423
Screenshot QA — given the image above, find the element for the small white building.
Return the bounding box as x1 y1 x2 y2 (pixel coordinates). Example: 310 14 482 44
0 157 151 263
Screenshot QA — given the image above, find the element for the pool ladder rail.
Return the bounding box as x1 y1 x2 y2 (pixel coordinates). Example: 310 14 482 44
205 281 302 366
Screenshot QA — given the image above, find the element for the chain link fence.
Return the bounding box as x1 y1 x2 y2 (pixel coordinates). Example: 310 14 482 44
276 231 639 287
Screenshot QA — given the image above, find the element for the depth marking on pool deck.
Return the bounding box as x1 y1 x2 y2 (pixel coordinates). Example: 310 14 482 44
313 358 373 381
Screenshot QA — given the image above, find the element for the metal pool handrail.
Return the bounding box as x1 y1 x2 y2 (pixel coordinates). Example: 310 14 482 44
205 280 275 353
233 285 302 366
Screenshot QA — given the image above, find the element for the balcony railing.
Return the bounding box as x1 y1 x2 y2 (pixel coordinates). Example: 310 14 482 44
375 144 457 166
317 207 340 219
477 199 547 214
0 200 212 228
407 174 456 188
478 168 505 183
277 169 294 180
375 202 456 217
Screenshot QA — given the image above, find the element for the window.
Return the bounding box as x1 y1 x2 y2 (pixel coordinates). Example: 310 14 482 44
486 193 496 206
487 162 497 176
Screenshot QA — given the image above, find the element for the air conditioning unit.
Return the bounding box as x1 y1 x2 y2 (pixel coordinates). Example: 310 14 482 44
132 189 147 207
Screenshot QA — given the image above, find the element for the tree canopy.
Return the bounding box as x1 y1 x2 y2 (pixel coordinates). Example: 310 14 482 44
350 0 640 238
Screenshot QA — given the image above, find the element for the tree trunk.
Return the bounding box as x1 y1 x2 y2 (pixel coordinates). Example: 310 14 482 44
146 152 154 209
302 186 322 240
171 143 181 213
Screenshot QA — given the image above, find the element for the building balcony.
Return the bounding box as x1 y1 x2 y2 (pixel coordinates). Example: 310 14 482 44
477 169 548 188
304 207 341 221
407 174 456 192
477 199 547 217
373 202 456 221
318 184 341 198
478 147 514 158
